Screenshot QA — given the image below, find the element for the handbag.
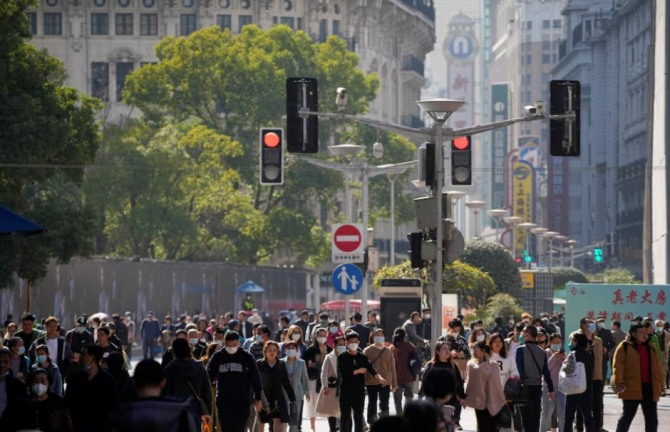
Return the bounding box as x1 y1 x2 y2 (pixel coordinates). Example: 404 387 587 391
408 349 422 377
327 376 338 388
504 377 523 401
184 379 209 416
558 352 587 395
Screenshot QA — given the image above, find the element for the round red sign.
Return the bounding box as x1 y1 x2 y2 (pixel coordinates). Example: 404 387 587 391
333 224 362 253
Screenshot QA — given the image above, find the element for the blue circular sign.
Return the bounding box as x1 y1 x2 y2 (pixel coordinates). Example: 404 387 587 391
332 264 364 296
448 35 474 60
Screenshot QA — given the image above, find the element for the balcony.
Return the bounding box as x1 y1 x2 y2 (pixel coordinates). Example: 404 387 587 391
399 0 435 23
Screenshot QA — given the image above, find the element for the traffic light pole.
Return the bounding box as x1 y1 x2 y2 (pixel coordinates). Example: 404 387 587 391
432 121 445 345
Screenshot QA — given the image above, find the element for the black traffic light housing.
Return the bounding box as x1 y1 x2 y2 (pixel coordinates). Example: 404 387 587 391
286 77 319 153
451 136 472 186
259 128 284 185
407 232 423 268
549 80 581 157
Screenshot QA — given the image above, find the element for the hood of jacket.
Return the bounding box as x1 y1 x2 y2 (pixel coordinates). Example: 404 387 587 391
169 357 202 380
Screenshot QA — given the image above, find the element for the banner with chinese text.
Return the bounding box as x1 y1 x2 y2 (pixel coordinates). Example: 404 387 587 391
565 284 669 338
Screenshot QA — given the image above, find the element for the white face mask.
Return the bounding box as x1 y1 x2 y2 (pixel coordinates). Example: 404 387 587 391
374 336 385 345
316 336 327 344
32 383 48 396
329 326 339 334
225 346 238 355
291 333 301 342
336 345 347 354
347 343 359 352
476 335 486 342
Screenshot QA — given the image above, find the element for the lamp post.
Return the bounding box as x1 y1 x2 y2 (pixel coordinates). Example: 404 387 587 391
567 239 578 267
517 222 537 268
531 227 548 265
416 98 464 345
554 235 567 267
504 216 523 259
542 231 559 269
465 200 487 238
487 209 508 244
300 147 416 320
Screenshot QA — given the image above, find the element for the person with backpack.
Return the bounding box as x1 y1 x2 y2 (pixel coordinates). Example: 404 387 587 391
390 328 418 414
611 320 665 432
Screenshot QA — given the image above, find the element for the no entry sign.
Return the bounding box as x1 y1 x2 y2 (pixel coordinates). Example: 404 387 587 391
332 223 365 263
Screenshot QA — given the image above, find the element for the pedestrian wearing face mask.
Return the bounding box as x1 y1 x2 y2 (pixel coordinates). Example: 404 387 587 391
362 329 397 425
65 317 93 369
187 329 207 360
249 325 272 361
303 328 331 432
572 317 604 432
28 368 72 432
281 340 309 432
206 331 262 432
337 332 387 432
281 326 307 359
7 337 30 383
326 321 344 349
468 328 488 352
31 344 63 397
316 336 345 432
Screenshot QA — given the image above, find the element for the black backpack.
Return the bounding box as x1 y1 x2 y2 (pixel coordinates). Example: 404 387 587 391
408 349 422 377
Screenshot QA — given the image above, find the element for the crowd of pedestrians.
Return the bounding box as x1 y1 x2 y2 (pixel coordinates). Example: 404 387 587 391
0 308 668 432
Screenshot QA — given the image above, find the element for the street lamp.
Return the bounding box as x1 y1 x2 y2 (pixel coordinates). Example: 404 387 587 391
531 227 548 265
554 235 567 267
465 200 487 238
487 209 508 244
566 239 578 267
503 216 524 259
517 222 537 268
416 98 464 344
542 231 559 269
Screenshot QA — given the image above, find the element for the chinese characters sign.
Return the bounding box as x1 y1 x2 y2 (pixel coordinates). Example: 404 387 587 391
565 284 670 334
490 83 509 210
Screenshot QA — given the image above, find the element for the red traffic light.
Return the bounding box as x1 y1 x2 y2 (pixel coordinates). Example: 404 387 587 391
262 131 281 148
452 136 470 150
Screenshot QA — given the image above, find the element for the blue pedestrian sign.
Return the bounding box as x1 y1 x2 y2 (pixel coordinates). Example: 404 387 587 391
332 264 363 296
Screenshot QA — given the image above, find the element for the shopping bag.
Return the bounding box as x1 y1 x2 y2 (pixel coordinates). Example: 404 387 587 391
558 352 587 395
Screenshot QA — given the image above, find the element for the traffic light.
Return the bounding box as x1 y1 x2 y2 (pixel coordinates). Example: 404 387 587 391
418 142 435 188
286 78 319 153
259 128 283 185
407 232 423 268
549 80 581 156
523 249 532 263
593 247 603 263
451 136 472 185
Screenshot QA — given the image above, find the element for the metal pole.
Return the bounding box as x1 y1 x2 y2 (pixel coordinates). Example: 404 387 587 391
549 239 554 269
344 173 351 325
511 227 516 260
495 219 500 243
432 122 445 345
361 163 369 320
390 176 396 266
570 247 574 267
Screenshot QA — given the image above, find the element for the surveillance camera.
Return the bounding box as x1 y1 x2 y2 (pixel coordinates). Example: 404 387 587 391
336 87 348 111
372 141 384 159
524 105 537 116
534 100 544 117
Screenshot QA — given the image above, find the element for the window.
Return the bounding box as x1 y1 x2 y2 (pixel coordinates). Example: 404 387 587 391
542 40 550 50
140 13 157 35
542 54 550 64
180 14 196 35
296 17 302 30
115 13 133 35
217 14 232 30
91 62 109 100
116 62 134 102
526 21 532 30
279 17 294 29
542 20 550 29
525 74 531 85
525 54 531 65
238 15 252 32
553 19 562 29
333 19 340 36
319 19 327 42
27 12 37 35
43 13 62 35
91 13 109 35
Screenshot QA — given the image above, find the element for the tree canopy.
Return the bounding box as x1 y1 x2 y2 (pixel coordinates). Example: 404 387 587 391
0 0 100 286
460 239 523 300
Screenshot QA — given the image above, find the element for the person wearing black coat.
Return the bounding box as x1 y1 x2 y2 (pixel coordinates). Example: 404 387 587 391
163 339 212 427
346 313 371 349
256 341 296 432
563 332 595 432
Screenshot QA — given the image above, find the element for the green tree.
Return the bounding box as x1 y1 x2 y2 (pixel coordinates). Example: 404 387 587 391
116 25 380 265
460 239 523 300
550 266 589 290
588 268 640 284
0 0 100 288
468 293 525 327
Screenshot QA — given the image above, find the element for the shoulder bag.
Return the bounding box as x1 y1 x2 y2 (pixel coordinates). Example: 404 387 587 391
558 352 587 395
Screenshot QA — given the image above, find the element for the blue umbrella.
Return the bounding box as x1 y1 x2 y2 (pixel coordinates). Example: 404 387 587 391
0 205 46 236
236 280 265 293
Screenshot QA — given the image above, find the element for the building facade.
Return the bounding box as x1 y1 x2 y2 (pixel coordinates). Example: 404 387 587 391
27 0 435 126
554 0 652 276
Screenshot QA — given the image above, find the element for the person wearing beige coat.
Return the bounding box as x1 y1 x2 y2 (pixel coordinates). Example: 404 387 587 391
316 336 344 432
464 342 507 432
362 329 398 424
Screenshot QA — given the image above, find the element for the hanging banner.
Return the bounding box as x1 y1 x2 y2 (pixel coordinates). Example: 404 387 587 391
512 160 535 257
491 83 509 211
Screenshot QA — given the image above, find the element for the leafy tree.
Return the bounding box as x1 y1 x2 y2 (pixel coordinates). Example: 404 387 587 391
587 268 640 285
112 24 382 265
467 293 525 327
550 266 589 290
460 239 523 300
372 260 494 310
0 0 100 288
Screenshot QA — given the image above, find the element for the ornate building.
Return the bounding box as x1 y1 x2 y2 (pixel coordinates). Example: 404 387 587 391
27 0 435 124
